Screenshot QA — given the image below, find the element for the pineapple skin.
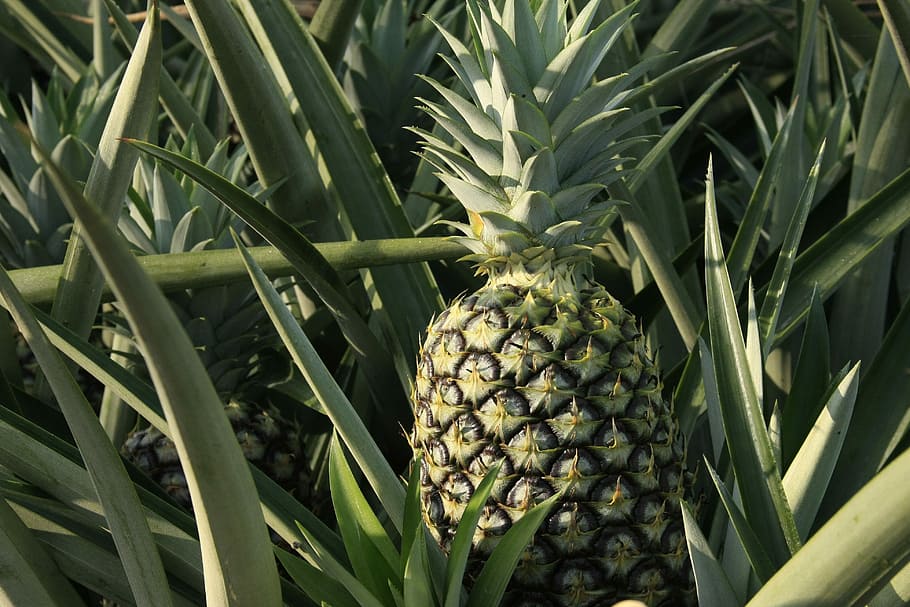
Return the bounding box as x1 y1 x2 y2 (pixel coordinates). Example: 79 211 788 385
411 258 695 607
124 400 314 510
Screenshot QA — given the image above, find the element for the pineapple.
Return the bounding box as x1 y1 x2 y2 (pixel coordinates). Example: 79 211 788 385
409 1 694 605
118 144 319 513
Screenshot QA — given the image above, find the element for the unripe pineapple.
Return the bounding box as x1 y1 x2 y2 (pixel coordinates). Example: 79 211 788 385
124 397 313 510
409 2 695 605
118 147 320 514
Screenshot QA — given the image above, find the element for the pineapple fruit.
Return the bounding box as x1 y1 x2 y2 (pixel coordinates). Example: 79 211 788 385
409 1 694 605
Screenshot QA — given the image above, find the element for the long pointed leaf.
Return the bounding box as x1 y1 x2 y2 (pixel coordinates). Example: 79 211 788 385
465 494 560 607
124 138 408 410
232 232 406 530
37 129 282 607
0 496 85 607
703 158 800 563
232 0 444 368
782 363 859 540
0 261 174 607
746 448 910 606
47 3 160 348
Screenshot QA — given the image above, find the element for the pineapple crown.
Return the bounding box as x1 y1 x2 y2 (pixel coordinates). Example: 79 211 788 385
414 0 653 270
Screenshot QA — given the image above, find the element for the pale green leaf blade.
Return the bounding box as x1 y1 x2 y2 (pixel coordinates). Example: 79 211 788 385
725 105 796 296
641 0 719 71
615 192 701 350
746 448 910 607
782 363 859 540
703 158 800 563
232 0 444 366
878 0 910 87
275 549 360 607
101 0 216 157
829 27 910 370
628 63 737 194
0 497 85 607
124 138 408 408
294 523 386 607
329 436 399 599
0 262 174 607
681 500 740 607
757 141 825 350
38 132 282 606
869 561 910 607
180 0 340 233
821 296 910 518
308 0 363 71
49 3 160 347
232 233 407 530
403 532 436 607
444 461 504 607
772 165 910 343
704 462 778 583
0 0 86 84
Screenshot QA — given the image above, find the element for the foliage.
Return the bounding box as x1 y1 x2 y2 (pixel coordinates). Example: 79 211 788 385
0 0 908 605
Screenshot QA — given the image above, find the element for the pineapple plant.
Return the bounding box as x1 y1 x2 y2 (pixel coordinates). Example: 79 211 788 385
409 1 694 605
3 1 910 606
116 144 320 513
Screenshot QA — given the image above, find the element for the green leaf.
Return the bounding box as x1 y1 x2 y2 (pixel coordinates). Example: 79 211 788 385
124 138 409 414
772 163 910 344
746 448 910 606
0 0 86 84
308 0 363 72
681 500 740 607
294 522 386 607
465 493 560 607
829 27 910 370
0 261 174 607
615 186 701 351
48 2 161 350
781 288 832 466
726 103 796 296
232 233 407 530
878 0 910 87
641 0 719 71
869 561 910 607
329 436 399 602
36 128 282 607
101 0 216 157
821 295 910 518
179 0 340 233
401 457 425 577
0 497 85 607
782 363 859 541
757 140 825 352
704 462 777 583
276 547 360 607
444 460 504 607
703 158 800 564
232 0 444 367
628 62 738 194
403 531 436 607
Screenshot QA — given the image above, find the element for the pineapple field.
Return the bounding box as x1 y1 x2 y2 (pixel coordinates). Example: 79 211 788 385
0 0 909 606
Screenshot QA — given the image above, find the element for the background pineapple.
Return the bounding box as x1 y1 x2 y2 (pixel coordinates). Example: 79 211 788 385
409 2 693 605
116 143 322 513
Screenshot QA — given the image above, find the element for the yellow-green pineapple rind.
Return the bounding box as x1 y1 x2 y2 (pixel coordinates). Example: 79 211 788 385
411 259 694 606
